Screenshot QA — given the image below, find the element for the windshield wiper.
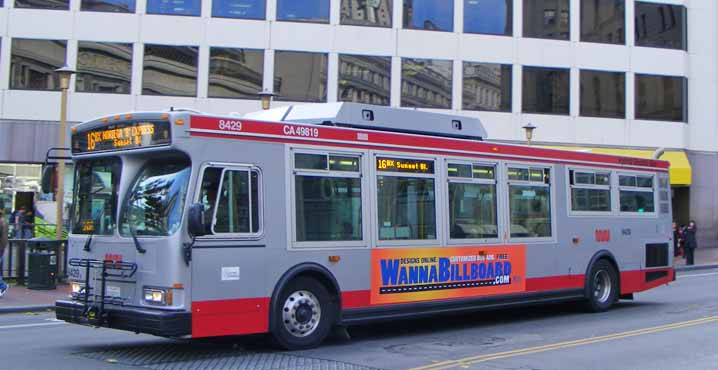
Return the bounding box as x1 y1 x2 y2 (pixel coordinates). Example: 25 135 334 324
130 227 147 254
83 233 93 252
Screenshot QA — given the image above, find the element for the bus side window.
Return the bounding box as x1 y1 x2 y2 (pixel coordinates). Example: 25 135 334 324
199 167 222 234
294 153 362 242
213 169 262 234
508 166 552 238
447 163 498 240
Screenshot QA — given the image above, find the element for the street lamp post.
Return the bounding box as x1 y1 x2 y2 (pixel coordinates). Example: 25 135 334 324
257 89 276 110
522 123 536 146
55 65 75 241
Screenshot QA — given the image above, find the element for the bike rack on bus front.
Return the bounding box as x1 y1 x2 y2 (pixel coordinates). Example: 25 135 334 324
68 258 137 326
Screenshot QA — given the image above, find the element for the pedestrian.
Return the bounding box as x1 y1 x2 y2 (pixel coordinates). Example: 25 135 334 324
11 206 25 239
22 208 34 239
672 222 680 257
678 224 687 259
0 210 9 297
684 221 698 266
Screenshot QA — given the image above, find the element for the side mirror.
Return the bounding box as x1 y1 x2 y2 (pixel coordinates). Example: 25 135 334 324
188 203 206 237
41 164 56 194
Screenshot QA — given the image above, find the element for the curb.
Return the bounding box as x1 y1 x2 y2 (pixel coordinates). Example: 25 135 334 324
675 264 718 272
0 305 55 314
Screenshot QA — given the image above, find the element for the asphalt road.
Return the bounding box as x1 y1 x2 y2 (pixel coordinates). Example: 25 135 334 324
1 269 717 370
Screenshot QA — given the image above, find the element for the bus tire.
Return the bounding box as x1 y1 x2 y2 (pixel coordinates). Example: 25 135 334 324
584 259 619 313
271 276 334 350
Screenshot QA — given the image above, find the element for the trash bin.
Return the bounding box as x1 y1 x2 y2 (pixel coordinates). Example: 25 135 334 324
26 238 62 290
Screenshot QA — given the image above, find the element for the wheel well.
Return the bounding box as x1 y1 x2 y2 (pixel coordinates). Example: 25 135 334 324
295 270 341 305
586 252 621 296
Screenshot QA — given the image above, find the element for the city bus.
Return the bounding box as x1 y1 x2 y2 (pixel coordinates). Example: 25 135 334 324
56 103 674 349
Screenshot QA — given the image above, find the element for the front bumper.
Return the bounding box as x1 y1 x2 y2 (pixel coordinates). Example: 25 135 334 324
56 300 191 337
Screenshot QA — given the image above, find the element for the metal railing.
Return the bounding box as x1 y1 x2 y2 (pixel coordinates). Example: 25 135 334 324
1 238 68 285
7 222 69 240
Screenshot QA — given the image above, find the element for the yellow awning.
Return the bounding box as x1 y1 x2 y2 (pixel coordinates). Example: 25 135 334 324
539 146 692 186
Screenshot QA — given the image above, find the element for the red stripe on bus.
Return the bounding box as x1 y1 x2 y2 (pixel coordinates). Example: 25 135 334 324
191 268 673 337
191 131 667 174
191 297 270 338
525 275 585 291
189 116 669 171
620 268 674 295
342 290 372 309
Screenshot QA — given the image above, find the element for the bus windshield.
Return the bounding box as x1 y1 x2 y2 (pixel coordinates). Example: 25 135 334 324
72 157 122 235
120 157 191 237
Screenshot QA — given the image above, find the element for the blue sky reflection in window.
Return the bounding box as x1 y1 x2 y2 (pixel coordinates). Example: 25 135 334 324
277 0 330 23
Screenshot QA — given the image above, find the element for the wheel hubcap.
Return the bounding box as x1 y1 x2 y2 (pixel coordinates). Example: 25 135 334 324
282 290 321 338
593 270 612 303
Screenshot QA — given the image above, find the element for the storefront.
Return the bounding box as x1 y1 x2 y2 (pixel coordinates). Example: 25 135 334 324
0 120 72 236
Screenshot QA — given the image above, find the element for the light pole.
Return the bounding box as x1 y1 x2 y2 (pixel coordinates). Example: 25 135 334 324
55 65 75 241
522 123 536 146
257 89 276 110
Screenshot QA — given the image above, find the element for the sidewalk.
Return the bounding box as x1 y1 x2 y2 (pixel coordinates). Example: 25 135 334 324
0 284 68 313
674 246 718 272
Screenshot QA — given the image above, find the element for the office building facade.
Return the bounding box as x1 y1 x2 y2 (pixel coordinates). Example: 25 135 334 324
0 0 715 245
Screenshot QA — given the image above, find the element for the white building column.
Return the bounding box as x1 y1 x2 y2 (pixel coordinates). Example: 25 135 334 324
327 52 338 102
391 56 401 107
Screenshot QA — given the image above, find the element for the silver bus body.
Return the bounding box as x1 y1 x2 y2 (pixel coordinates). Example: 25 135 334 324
56 104 674 346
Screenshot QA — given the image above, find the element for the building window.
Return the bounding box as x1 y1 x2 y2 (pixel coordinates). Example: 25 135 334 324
448 162 498 239
522 66 569 115
508 166 552 238
464 0 512 36
294 153 362 242
635 2 686 50
146 0 200 16
580 70 625 119
463 62 511 112
569 170 611 212
338 54 391 106
341 0 392 27
523 0 569 40
76 42 132 94
208 47 263 99
142 44 198 97
274 51 327 102
635 74 687 122
403 0 453 32
212 0 264 19
581 0 624 44
401 58 452 109
277 0 329 23
10 39 67 91
81 0 135 12
15 0 68 9
619 174 654 213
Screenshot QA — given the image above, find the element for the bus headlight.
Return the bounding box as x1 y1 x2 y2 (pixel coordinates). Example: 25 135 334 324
143 288 172 305
70 282 84 296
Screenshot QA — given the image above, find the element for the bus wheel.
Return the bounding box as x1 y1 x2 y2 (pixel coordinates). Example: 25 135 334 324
584 259 618 313
272 277 334 350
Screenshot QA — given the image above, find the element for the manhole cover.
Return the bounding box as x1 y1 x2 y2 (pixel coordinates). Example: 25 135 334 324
76 343 384 370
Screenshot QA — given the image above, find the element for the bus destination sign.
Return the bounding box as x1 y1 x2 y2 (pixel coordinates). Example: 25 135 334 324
377 157 435 174
72 121 171 154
